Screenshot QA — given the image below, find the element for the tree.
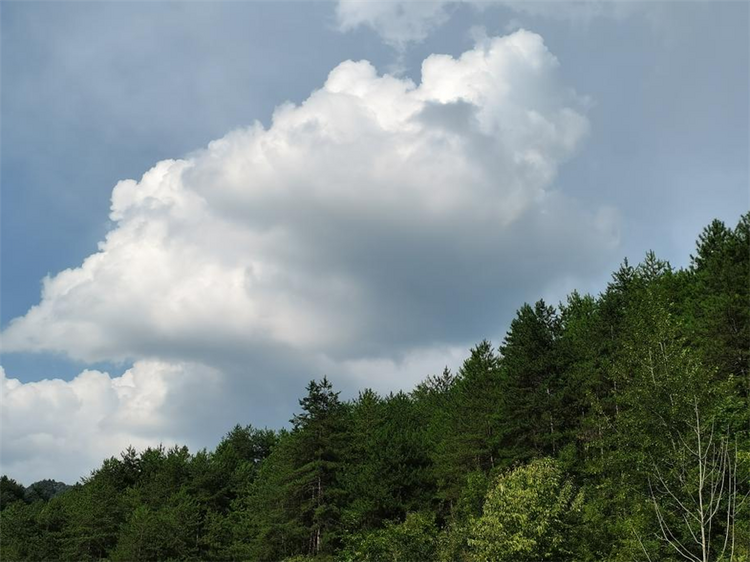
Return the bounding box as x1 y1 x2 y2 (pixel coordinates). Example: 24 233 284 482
205 424 278 512
340 388 386 533
452 341 503 471
432 342 502 509
0 501 47 560
60 458 129 560
111 489 201 562
498 301 562 461
233 430 307 561
688 214 750 437
0 475 27 509
289 377 349 556
25 480 71 503
238 377 349 559
342 511 438 562
340 389 434 533
641 398 749 562
469 458 583 562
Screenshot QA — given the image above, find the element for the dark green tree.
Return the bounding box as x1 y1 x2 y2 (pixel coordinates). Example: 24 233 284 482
59 458 129 561
433 341 502 509
498 301 562 462
0 475 27 509
288 377 349 556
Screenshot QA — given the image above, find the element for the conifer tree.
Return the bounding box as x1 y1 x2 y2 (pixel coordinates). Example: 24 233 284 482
434 341 502 508
498 301 562 461
289 377 349 556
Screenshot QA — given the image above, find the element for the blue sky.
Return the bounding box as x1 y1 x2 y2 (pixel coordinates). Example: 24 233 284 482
1 1 747 483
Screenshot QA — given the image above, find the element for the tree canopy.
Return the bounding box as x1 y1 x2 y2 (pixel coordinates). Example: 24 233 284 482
2 213 748 561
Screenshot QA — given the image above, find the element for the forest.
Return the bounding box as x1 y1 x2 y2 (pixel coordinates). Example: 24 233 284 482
1 213 748 562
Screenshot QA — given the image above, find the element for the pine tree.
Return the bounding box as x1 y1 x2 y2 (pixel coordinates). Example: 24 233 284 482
498 301 562 462
0 476 27 509
340 389 385 533
289 377 349 556
434 341 502 510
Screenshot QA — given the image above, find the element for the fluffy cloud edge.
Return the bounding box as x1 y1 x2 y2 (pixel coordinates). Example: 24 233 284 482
1 30 612 366
0 341 473 483
0 361 224 484
0 29 622 483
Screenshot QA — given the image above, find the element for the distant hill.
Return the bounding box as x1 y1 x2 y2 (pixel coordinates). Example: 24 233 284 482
24 479 72 503
0 476 71 509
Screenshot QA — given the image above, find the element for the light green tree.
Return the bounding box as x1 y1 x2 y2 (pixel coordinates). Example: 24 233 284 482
469 458 583 562
341 511 438 562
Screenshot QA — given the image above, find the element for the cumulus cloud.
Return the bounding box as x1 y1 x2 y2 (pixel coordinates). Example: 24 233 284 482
0 345 472 482
2 31 619 481
0 362 224 483
335 0 645 47
3 30 610 362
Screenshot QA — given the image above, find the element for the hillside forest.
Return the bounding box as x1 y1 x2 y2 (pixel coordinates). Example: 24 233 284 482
1 213 748 561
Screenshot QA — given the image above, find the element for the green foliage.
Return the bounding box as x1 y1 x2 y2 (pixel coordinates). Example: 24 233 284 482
341 511 438 562
24 480 71 503
233 430 307 561
433 342 502 507
498 301 563 462
0 501 43 560
59 459 129 560
288 377 349 556
468 458 583 561
1 213 748 562
0 475 27 509
111 490 201 561
435 471 490 562
236 377 349 560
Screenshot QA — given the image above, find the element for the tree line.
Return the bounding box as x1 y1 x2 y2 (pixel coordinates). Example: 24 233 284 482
1 214 748 561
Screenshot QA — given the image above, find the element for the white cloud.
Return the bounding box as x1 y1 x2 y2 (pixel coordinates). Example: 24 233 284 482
335 1 455 48
0 344 466 483
0 362 223 484
335 0 647 47
3 30 609 363
2 31 619 481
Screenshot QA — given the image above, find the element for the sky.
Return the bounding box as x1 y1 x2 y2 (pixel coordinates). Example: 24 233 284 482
1 0 748 484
